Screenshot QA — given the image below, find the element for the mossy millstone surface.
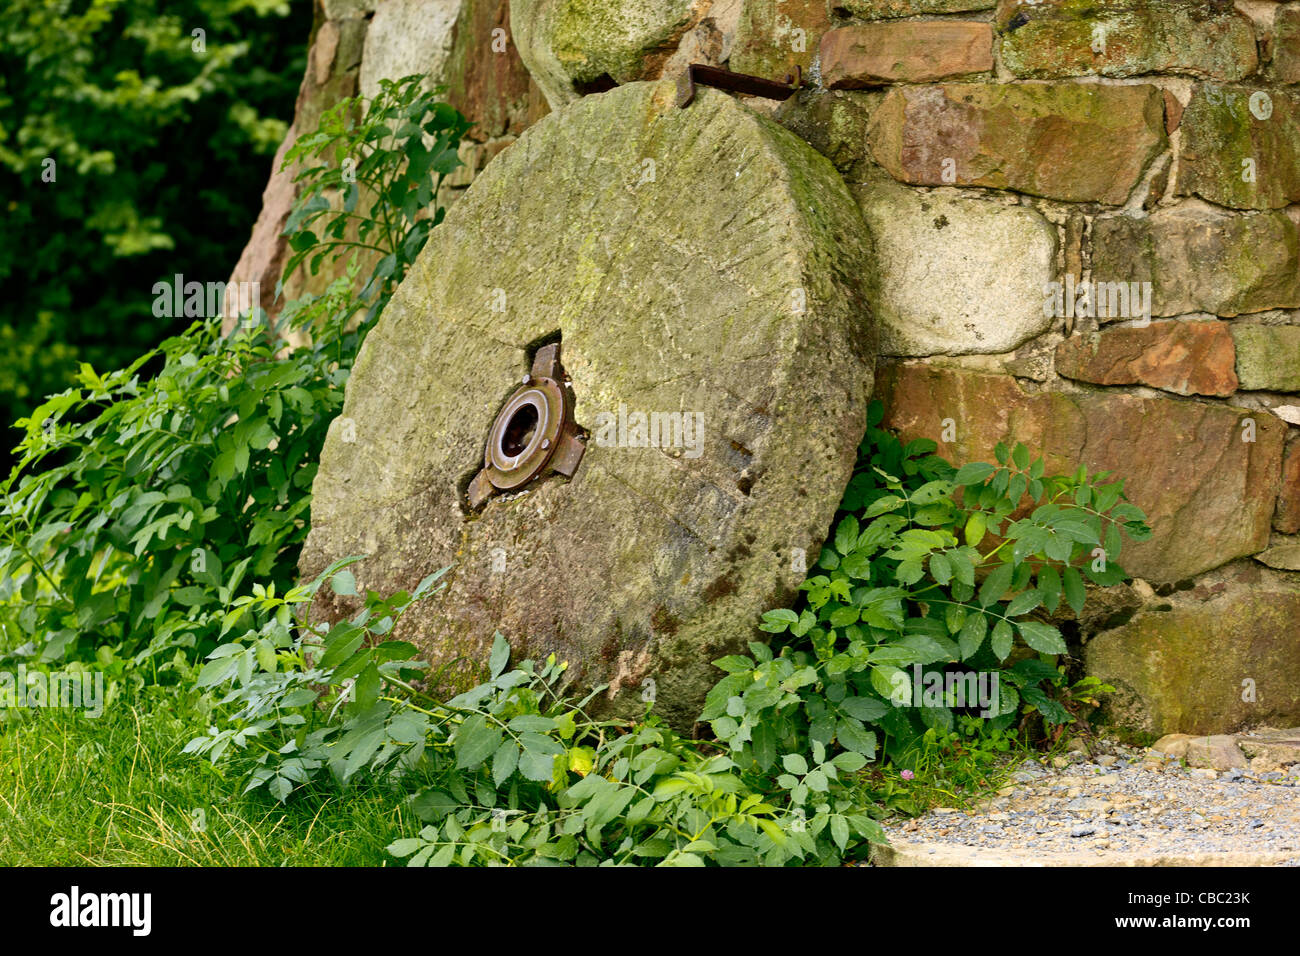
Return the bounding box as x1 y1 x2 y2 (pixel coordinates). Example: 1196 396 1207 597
299 80 876 730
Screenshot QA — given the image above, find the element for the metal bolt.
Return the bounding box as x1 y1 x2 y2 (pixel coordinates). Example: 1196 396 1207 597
542 439 551 450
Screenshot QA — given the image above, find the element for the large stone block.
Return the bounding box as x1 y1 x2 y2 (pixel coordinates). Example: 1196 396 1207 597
300 81 877 730
820 22 994 87
444 0 546 142
1256 542 1300 571
1232 324 1300 391
1054 320 1238 397
730 0 831 81
1275 6 1300 85
1177 85 1300 209
511 0 707 107
997 0 1258 81
359 0 463 100
1086 564 1300 736
853 183 1056 355
1090 203 1300 318
867 83 1167 204
876 363 1285 583
774 88 880 175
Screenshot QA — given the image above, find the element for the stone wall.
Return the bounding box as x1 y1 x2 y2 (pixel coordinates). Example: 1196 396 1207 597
233 0 1300 737
226 0 547 326
759 0 1300 737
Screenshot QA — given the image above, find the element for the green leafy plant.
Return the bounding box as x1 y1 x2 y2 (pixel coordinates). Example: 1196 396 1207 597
0 78 468 677
189 404 1151 867
279 75 471 322
172 379 1150 868
188 562 886 866
702 401 1151 775
0 0 311 451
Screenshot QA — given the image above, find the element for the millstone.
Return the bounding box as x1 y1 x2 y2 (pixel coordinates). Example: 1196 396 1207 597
299 79 875 729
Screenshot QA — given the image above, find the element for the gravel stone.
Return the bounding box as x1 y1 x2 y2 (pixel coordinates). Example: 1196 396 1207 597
879 737 1300 865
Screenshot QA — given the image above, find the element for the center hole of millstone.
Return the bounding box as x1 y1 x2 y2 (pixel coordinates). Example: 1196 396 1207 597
463 339 587 512
500 402 539 458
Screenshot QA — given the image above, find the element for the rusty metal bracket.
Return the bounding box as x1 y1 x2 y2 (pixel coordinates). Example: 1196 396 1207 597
466 343 586 510
676 63 802 108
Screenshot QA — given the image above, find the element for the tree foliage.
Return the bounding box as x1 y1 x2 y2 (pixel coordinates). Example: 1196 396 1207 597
0 0 309 449
0 77 461 677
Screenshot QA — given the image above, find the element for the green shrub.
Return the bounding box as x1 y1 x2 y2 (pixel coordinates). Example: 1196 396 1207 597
279 76 470 323
182 418 1149 866
703 406 1151 778
186 559 886 866
0 0 311 448
0 77 467 677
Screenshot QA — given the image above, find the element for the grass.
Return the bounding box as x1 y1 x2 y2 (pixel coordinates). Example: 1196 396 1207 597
0 681 1061 865
867 720 1060 816
0 693 421 866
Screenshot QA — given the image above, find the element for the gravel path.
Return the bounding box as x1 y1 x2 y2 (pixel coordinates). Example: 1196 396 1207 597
876 738 1300 866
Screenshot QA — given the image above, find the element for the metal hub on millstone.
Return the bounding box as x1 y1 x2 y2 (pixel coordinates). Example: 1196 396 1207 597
466 343 585 508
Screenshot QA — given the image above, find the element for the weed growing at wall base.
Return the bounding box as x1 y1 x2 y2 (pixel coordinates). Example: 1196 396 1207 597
705 402 1150 776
